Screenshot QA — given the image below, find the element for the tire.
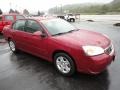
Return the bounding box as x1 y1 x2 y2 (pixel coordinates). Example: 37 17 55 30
73 19 75 22
69 19 72 22
54 53 76 76
8 40 18 53
67 19 70 22
70 18 75 22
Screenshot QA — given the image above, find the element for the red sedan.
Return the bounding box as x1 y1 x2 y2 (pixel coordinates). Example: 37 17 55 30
2 18 115 76
0 14 25 33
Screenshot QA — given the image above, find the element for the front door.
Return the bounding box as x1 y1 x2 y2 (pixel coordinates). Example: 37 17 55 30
22 20 49 57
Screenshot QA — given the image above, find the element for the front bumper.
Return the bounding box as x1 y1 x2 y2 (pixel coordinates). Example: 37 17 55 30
0 29 2 32
76 45 115 74
87 53 115 74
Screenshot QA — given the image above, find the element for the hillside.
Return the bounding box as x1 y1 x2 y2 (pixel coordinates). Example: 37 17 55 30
49 0 120 15
111 0 120 4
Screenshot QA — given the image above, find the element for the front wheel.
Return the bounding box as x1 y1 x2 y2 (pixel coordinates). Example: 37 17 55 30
54 53 76 76
8 40 18 53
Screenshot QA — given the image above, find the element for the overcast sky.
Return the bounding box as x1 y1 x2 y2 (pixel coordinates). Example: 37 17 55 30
0 0 113 13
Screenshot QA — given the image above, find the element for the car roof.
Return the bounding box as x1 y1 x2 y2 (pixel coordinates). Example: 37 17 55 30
31 16 57 21
1 13 24 16
17 16 57 22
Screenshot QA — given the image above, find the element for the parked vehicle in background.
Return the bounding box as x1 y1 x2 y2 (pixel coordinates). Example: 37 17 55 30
57 15 65 19
0 14 25 33
57 14 76 22
2 18 115 76
64 14 75 22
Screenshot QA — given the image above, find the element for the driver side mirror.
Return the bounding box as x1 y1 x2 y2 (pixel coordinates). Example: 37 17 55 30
40 33 46 38
33 31 46 38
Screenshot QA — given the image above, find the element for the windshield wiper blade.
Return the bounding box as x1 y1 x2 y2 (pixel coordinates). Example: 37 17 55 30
67 29 79 33
52 32 67 36
52 29 79 36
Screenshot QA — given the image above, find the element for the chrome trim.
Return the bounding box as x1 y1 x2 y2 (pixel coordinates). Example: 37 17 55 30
104 44 114 55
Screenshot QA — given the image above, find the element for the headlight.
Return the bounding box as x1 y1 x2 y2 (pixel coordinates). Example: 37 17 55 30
82 46 104 56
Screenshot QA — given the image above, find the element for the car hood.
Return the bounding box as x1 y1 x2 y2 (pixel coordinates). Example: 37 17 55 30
53 30 111 49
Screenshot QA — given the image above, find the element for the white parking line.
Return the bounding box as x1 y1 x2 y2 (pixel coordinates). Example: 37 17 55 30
0 39 7 43
0 47 10 51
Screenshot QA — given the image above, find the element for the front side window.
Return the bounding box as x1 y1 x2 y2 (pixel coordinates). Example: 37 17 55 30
5 15 14 21
25 20 40 33
16 15 25 20
13 20 26 31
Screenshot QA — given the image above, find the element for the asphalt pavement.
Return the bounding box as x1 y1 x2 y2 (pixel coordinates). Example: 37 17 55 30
0 21 120 90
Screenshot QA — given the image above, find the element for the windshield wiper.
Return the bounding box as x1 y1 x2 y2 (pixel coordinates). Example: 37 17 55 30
52 29 79 36
52 32 68 36
67 29 79 33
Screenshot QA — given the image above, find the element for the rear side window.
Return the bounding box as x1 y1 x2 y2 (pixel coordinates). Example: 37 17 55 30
13 20 26 31
0 16 2 21
16 15 25 20
25 20 41 33
5 15 14 21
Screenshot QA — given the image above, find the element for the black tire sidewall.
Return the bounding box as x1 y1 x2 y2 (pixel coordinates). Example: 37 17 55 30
73 19 75 22
54 53 75 76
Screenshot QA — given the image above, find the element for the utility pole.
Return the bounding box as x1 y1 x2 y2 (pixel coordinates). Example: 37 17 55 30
61 4 62 14
55 6 57 14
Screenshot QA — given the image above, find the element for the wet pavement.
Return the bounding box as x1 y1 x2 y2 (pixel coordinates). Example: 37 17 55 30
0 21 120 90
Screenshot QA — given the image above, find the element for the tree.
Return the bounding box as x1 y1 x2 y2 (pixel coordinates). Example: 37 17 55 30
40 11 45 16
38 11 41 16
14 10 20 14
0 9 3 15
100 5 109 14
112 0 120 4
9 9 14 13
23 9 29 15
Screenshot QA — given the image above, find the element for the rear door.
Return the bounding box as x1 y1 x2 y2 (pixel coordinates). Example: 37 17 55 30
12 19 28 50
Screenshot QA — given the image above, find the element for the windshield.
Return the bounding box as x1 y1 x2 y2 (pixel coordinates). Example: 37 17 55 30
41 19 76 35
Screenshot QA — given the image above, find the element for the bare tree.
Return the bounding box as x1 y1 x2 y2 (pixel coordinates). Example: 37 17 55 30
23 9 29 15
9 9 14 13
40 11 45 16
38 11 41 16
15 10 20 14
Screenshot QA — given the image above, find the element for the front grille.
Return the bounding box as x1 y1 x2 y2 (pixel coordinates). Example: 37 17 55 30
105 44 113 54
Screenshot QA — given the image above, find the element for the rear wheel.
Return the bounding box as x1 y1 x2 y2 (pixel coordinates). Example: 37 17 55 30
8 40 18 53
70 18 75 22
73 19 75 22
54 53 75 76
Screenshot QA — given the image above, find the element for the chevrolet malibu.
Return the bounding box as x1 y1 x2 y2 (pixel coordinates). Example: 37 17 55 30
2 18 115 76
